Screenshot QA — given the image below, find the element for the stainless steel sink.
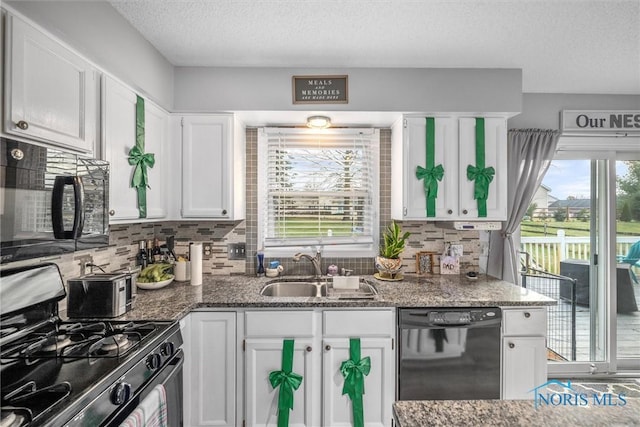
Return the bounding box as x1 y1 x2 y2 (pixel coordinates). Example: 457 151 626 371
259 277 378 299
259 281 327 297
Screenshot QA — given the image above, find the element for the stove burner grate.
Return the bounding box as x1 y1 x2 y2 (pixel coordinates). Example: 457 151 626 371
2 381 71 426
0 408 31 427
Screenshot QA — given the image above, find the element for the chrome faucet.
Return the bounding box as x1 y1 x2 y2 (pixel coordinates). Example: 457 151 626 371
293 249 322 278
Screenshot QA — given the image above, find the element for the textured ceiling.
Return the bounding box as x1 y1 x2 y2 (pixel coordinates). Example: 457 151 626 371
109 0 640 94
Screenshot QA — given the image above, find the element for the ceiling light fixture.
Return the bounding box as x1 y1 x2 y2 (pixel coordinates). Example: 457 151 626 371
306 115 331 129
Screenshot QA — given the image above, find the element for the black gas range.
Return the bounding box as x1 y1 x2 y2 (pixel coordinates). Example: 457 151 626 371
0 263 183 427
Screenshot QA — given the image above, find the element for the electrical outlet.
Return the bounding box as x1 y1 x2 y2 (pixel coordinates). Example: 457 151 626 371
78 254 93 276
227 243 246 260
203 243 213 259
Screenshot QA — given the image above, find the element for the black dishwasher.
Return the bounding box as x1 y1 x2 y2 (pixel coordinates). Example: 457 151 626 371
398 307 502 400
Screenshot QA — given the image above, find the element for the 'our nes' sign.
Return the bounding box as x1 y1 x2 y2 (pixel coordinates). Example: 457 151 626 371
562 110 640 134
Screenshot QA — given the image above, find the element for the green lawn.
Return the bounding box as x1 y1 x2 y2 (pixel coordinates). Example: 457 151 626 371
521 220 640 237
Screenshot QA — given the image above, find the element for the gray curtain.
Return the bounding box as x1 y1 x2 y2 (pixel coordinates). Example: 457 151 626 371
487 129 559 284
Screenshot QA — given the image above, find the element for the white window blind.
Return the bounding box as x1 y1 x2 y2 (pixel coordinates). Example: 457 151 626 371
258 128 379 254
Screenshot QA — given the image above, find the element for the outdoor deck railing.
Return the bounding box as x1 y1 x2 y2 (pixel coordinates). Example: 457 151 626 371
521 233 639 274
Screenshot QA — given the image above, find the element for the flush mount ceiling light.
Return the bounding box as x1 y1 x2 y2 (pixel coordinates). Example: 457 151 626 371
306 115 331 129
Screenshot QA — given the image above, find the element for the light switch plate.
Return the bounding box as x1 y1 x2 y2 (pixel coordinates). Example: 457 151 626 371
227 243 246 260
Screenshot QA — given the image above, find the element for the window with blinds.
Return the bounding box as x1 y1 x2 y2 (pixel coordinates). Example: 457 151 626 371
258 128 379 256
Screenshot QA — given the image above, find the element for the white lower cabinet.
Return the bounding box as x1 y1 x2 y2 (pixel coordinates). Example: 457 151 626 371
245 337 319 426
184 312 236 427
243 309 395 427
501 307 547 399
322 337 393 427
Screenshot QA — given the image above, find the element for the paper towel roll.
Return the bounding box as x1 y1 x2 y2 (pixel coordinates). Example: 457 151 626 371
189 243 203 286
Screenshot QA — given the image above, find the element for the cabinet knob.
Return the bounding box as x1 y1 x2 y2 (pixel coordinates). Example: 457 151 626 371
524 312 531 318
508 342 515 349
16 120 29 130
462 209 468 215
306 346 312 352
222 209 227 215
325 345 331 351
109 210 115 216
447 209 453 215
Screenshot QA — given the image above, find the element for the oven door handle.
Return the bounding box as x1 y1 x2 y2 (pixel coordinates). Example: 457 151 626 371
101 349 184 427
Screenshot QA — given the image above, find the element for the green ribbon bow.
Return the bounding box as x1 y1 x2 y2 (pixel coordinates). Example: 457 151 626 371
340 338 371 427
466 164 495 201
416 164 445 198
466 117 494 217
415 117 444 217
269 339 303 427
127 95 155 218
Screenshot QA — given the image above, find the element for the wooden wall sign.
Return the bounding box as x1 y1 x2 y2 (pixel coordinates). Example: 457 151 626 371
292 75 348 104
561 110 640 134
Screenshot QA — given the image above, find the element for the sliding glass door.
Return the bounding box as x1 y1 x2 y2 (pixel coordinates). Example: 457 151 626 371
615 159 640 370
524 154 640 376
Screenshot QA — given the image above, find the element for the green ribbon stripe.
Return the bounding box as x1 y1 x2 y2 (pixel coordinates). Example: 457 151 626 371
128 95 155 218
466 117 495 218
340 338 371 427
269 339 303 427
415 117 444 217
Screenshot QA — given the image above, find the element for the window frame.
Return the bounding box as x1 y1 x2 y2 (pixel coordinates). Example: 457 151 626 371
257 127 380 258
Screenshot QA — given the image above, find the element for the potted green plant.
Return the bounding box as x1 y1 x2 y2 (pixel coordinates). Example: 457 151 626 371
375 221 411 279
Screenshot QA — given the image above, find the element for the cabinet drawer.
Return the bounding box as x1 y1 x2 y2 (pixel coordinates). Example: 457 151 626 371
245 311 315 337
503 308 546 336
323 310 394 337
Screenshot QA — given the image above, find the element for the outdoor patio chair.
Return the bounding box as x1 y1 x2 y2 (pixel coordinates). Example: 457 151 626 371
617 241 640 284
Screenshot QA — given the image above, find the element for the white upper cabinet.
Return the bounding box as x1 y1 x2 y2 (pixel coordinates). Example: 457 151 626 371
143 101 169 219
458 117 508 220
103 76 168 222
4 14 98 154
180 115 245 220
392 116 507 221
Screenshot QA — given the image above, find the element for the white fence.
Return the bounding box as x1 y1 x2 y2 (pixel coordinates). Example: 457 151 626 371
521 231 639 274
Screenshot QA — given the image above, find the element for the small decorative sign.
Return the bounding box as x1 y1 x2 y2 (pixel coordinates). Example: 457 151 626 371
440 255 460 275
416 252 436 274
440 243 462 275
561 110 640 134
292 75 348 104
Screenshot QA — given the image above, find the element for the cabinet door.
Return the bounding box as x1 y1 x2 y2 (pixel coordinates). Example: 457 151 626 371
103 76 138 220
103 76 168 221
6 15 97 154
502 336 546 399
322 338 394 427
402 117 458 219
245 338 319 427
185 312 236 427
144 102 168 219
181 115 231 218
458 117 508 220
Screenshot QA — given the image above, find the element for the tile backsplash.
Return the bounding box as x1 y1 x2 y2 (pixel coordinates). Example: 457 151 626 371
1 127 481 299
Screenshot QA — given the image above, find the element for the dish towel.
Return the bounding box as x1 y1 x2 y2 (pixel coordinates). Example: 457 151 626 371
119 384 168 427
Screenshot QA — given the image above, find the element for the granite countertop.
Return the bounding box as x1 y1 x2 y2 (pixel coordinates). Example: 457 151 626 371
115 273 555 322
393 399 640 426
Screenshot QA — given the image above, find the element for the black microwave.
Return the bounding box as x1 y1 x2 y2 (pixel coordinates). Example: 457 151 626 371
0 138 109 263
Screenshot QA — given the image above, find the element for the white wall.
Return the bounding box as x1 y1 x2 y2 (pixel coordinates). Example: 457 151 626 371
509 93 640 130
5 0 174 110
174 66 522 113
